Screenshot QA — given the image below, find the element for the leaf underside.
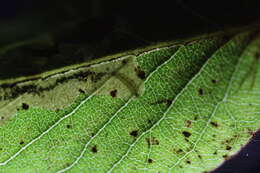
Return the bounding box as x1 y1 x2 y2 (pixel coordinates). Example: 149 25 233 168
0 31 259 173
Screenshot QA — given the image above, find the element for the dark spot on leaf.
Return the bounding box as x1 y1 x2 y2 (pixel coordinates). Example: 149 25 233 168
66 124 72 129
151 99 172 106
186 120 192 128
225 139 232 144
129 130 138 137
165 100 172 107
198 155 202 159
1 116 4 120
146 137 159 147
186 160 191 164
194 115 198 120
255 52 260 60
198 88 204 95
211 79 217 84
177 149 183 153
78 88 85 94
19 140 24 145
148 119 152 124
213 151 217 155
122 59 128 65
147 158 153 163
182 131 191 138
135 68 146 79
210 121 218 128
91 145 98 153
90 72 106 83
110 89 117 98
22 103 29 110
226 146 232 150
223 154 229 160
247 129 256 137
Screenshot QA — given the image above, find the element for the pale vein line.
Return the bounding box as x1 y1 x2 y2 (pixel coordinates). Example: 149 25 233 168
57 97 134 173
106 47 206 173
57 46 182 172
0 85 104 166
106 39 246 172
168 40 248 172
106 74 198 173
0 96 22 112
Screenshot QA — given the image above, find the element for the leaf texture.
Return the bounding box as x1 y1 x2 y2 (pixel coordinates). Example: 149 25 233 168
0 31 259 173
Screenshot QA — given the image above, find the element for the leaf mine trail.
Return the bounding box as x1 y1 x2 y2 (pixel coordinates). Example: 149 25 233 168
0 31 259 173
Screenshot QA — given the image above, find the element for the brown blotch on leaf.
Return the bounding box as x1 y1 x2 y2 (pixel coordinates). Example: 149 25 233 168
91 145 98 153
66 124 72 129
226 146 232 150
182 131 191 138
135 68 146 79
186 120 192 128
22 103 29 110
78 88 85 94
210 121 219 128
110 89 117 98
129 130 138 137
147 158 153 163
198 88 204 95
19 140 24 145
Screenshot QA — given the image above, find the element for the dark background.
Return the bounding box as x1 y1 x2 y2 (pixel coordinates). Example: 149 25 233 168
0 1 259 172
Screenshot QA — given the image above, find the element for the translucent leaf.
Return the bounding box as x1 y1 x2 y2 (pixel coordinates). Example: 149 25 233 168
0 30 259 173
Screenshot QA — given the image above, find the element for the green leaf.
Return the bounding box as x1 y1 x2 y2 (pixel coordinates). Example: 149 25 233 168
0 30 259 173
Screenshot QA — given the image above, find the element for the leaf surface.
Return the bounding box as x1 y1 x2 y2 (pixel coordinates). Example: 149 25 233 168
0 31 259 173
